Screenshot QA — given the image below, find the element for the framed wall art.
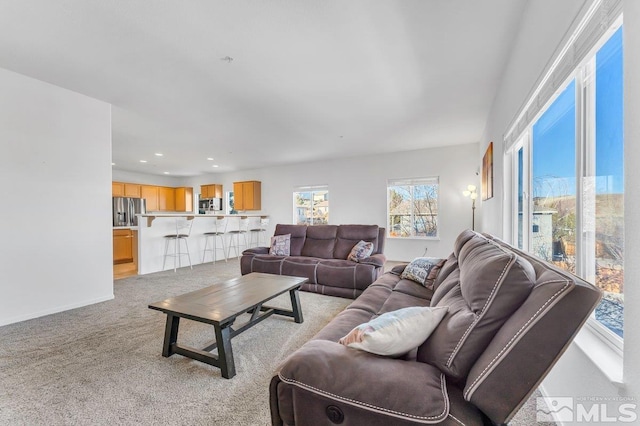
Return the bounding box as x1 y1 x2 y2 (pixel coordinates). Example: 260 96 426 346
482 142 493 201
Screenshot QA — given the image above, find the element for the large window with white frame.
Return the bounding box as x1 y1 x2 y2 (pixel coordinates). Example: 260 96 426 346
508 23 624 341
387 177 439 238
293 186 329 225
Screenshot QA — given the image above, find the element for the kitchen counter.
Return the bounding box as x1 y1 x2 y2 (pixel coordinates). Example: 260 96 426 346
136 213 269 274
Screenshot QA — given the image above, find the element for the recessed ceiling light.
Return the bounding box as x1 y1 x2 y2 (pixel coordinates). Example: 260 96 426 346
139 160 147 163
207 157 214 161
111 162 115 166
163 171 170 174
212 165 219 168
155 153 163 157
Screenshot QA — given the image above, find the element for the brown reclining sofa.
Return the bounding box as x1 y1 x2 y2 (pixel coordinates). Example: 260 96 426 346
241 224 386 299
269 229 602 425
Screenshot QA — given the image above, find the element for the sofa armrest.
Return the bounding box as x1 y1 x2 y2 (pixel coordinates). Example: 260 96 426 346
390 263 409 275
358 253 386 268
242 246 270 256
274 340 448 423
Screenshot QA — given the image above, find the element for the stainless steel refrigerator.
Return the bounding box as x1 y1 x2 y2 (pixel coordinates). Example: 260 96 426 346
113 197 146 227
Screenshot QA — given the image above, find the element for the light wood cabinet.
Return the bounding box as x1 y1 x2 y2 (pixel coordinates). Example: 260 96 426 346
141 185 159 211
115 181 189 212
233 181 261 210
124 183 141 198
201 184 223 199
112 182 125 197
159 186 176 211
113 229 133 264
113 182 141 198
175 187 193 212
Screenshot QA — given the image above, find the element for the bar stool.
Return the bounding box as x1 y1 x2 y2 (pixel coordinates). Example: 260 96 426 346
162 218 193 272
202 216 228 264
227 216 249 258
249 216 270 247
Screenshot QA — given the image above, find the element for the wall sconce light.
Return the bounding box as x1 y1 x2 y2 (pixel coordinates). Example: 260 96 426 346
463 184 478 230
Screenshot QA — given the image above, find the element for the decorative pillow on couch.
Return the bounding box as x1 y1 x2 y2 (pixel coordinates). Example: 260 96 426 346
401 257 446 289
270 234 291 256
338 306 448 357
347 240 374 262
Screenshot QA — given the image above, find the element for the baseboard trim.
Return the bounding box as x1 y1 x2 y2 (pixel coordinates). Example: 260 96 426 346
0 294 115 327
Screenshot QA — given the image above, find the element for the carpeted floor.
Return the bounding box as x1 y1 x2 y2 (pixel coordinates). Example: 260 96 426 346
0 259 553 425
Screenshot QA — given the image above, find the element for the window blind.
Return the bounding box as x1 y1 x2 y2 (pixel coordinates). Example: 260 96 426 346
503 0 622 151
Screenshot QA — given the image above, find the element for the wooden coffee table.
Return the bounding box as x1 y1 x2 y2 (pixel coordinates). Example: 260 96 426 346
148 272 307 378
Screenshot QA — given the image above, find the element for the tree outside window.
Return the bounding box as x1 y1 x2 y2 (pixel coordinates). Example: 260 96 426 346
388 178 438 238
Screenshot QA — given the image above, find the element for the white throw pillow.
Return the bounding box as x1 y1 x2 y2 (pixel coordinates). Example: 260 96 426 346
338 306 448 357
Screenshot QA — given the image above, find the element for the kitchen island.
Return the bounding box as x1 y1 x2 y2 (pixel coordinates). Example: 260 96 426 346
137 214 268 274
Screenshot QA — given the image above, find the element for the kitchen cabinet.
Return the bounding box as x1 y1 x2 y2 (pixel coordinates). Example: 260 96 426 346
113 181 141 198
141 185 159 211
201 184 223 199
113 229 133 264
233 181 261 210
159 186 176 211
124 183 141 198
175 187 193 212
112 182 125 197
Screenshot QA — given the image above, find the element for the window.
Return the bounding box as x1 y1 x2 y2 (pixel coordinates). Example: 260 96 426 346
387 177 439 238
508 24 623 340
293 186 328 225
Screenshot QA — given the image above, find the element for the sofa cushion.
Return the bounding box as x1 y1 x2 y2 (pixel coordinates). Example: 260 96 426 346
269 234 291 255
277 340 450 424
401 257 446 289
334 225 380 259
347 240 374 262
339 306 448 357
246 255 286 275
274 224 307 256
316 259 378 296
282 256 320 284
301 225 338 259
417 232 536 380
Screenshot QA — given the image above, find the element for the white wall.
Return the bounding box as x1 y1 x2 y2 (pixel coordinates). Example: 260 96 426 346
481 0 640 417
0 67 113 326
184 143 479 262
479 0 586 237
112 169 182 188
622 0 640 406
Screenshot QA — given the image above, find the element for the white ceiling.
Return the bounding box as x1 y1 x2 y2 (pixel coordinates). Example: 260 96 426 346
0 0 527 177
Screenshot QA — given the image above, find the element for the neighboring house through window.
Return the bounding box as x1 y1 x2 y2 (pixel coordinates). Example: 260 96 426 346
293 186 329 225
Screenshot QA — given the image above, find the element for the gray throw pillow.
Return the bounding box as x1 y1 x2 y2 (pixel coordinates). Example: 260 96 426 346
401 257 446 289
269 234 291 256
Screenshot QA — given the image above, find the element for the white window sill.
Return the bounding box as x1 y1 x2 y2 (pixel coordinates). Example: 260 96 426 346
387 236 440 241
572 320 624 388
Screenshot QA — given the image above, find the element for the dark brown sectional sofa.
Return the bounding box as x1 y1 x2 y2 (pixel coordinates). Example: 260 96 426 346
241 224 386 299
269 229 602 425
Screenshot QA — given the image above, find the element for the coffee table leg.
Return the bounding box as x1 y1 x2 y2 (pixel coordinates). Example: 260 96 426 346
214 325 236 379
163 314 180 357
289 288 303 324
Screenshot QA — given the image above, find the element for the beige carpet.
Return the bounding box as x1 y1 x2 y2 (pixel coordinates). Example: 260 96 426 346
0 259 552 425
